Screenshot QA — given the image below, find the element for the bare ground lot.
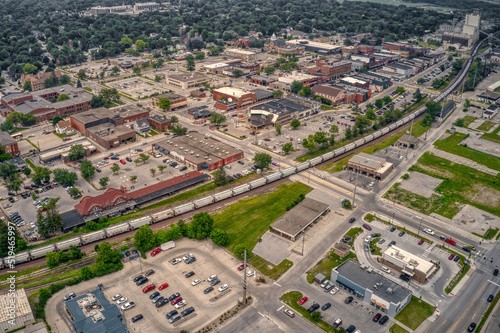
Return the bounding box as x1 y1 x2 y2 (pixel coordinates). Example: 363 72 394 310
399 171 443 198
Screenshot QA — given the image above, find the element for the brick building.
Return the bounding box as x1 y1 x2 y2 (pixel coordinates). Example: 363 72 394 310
381 246 436 283
153 132 244 171
213 87 256 111
147 114 171 131
70 106 149 135
20 70 62 92
357 44 375 55
347 152 393 179
311 85 346 105
165 72 207 90
0 132 19 156
264 39 305 54
86 124 136 149
151 92 188 110
0 85 92 123
247 75 276 86
313 58 352 79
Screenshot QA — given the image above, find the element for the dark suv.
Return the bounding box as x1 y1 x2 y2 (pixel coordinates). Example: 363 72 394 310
145 269 155 276
181 307 195 317
307 303 320 313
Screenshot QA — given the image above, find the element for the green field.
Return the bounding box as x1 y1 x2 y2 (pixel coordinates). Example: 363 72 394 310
213 182 313 252
481 125 500 144
390 323 410 333
386 152 500 218
395 296 435 330
459 116 477 128
477 121 495 132
434 132 500 172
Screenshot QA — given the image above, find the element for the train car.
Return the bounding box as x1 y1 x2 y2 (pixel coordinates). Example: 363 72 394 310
193 196 214 209
232 184 251 195
14 252 30 264
364 134 374 143
407 113 416 121
281 167 296 177
128 216 152 230
249 178 266 190
395 119 404 127
56 237 82 252
173 202 195 216
0 258 4 269
30 244 57 260
309 156 323 167
105 222 130 238
344 143 356 152
81 230 107 245
388 123 398 131
296 161 311 172
265 172 282 183
151 209 174 222
372 131 382 139
380 127 390 135
213 189 233 202
354 139 365 147
322 151 335 161
335 147 346 155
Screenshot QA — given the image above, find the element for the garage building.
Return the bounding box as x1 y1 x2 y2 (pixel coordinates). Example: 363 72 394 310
0 289 34 332
331 259 412 317
153 131 244 171
270 197 329 241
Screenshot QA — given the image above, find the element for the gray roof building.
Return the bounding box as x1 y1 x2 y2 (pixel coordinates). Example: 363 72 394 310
0 131 16 146
347 152 393 179
65 288 127 333
331 259 413 317
271 197 329 241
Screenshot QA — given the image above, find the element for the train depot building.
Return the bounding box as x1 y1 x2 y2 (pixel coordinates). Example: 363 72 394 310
152 131 244 171
346 152 394 179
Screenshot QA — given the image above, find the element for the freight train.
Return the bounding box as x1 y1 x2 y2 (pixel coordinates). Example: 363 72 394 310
0 39 484 269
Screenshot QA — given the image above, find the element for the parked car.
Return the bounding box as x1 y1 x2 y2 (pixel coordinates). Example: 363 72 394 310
379 315 389 325
192 279 202 286
494 269 499 276
298 296 308 305
448 254 455 260
204 287 214 294
174 300 187 309
131 314 143 322
159 283 169 290
247 270 255 277
142 284 155 293
116 297 128 304
218 284 228 292
388 241 396 247
145 269 155 276
418 239 424 245
126 157 132 162
390 226 396 232
237 264 248 271
321 303 331 311
150 248 161 256
64 292 76 301
398 231 405 237
136 277 148 286
333 318 342 328
330 287 339 295
149 291 160 300
207 275 218 282
121 302 135 310
307 303 320 313
362 223 372 231
345 296 353 304
181 307 195 317
185 257 196 264
171 296 183 305
284 309 295 318
210 279 221 286
171 258 182 265
373 313 382 322
348 218 356 223
166 310 178 319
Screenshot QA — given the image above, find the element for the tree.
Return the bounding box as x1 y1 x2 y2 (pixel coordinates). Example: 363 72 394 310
282 142 293 154
375 99 384 109
69 187 82 198
1 163 17 181
23 81 32 91
298 86 312 97
291 80 303 94
111 165 120 174
135 40 148 52
158 165 167 174
6 112 22 127
77 69 86 79
275 124 282 135
0 121 14 132
37 198 63 237
133 67 141 75
195 52 205 60
94 242 121 275
90 96 105 108
139 153 150 164
186 59 195 71
345 127 353 139
210 229 229 246
157 97 172 112
154 75 161 82
187 212 214 239
355 115 371 131
99 177 109 187
21 113 36 126
413 88 423 102
32 166 51 185
150 168 156 177
99 88 119 105
464 99 471 108
447 54 453 61
171 116 179 124
329 125 339 134
46 252 59 268
213 166 227 186
53 169 78 186
56 94 70 102
417 78 425 85
311 311 321 322
264 66 275 75
171 125 188 136
382 95 392 105
134 225 156 253
290 118 301 129
23 167 31 177
80 266 94 280
232 69 244 77
272 90 283 98
60 74 71 85
23 63 37 75
233 244 249 260
68 144 85 161
210 112 227 126
112 66 120 74
69 245 83 260
253 153 272 170
130 175 137 182
80 159 95 180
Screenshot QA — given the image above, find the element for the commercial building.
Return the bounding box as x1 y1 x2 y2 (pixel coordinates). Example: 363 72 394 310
107 55 152 69
187 105 212 118
484 105 498 119
0 132 20 156
0 289 34 332
39 140 96 163
248 75 276 86
1 85 92 123
286 40 342 55
70 106 149 135
270 198 329 241
396 134 420 149
65 288 127 333
311 85 346 105
347 152 393 179
151 92 188 110
264 38 305 54
88 5 132 15
213 87 256 111
147 114 171 131
20 70 62 91
331 259 413 317
224 48 257 62
477 91 500 104
442 32 474 48
153 131 244 171
381 246 437 284
309 58 352 79
87 123 136 149
382 63 413 80
134 2 161 11
0 156 27 172
165 72 207 90
74 171 209 219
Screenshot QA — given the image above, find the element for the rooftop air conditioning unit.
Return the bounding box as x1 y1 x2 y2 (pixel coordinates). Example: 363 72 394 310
196 154 200 157
210 145 214 148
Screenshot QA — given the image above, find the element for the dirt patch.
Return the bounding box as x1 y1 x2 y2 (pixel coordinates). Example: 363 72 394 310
399 171 443 198
469 184 500 209
415 164 455 179
451 204 500 234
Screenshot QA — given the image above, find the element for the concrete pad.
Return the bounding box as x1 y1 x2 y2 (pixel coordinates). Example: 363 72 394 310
36 132 63 150
450 204 500 234
252 231 290 265
399 171 443 198
18 139 37 154
306 188 342 210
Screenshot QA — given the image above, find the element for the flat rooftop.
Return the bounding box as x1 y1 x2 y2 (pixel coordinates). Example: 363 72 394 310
0 289 32 322
154 131 242 165
203 62 230 69
225 48 256 55
286 39 342 51
108 55 150 64
271 197 329 236
349 152 386 169
250 98 309 115
71 106 146 124
153 92 185 102
87 123 135 139
335 259 412 305
278 72 317 84
383 246 435 274
214 86 248 98
167 72 207 82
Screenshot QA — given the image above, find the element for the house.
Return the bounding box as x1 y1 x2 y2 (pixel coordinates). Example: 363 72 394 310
147 115 171 131
54 119 75 135
133 118 151 135
0 132 20 156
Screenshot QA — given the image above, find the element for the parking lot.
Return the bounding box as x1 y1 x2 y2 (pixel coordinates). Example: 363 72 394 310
101 239 250 332
108 77 166 100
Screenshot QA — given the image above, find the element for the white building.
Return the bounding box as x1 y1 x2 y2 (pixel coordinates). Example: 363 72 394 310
0 289 34 332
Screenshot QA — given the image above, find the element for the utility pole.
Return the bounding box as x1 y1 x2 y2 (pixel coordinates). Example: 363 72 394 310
301 231 305 256
352 169 359 208
242 250 248 304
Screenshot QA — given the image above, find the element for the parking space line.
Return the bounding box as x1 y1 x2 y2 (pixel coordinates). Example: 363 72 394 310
257 311 266 318
277 305 284 311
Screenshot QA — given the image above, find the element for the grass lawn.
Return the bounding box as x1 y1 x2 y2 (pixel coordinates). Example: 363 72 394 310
477 121 495 132
213 182 313 252
248 257 293 280
481 125 500 144
395 296 435 330
434 131 500 172
445 264 470 294
281 291 337 332
370 238 382 256
472 227 499 240
459 116 477 128
390 323 410 333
